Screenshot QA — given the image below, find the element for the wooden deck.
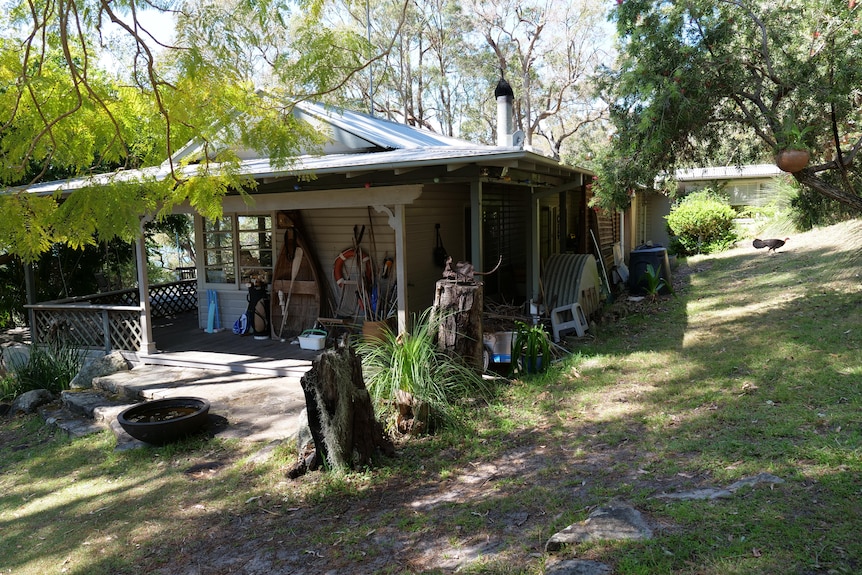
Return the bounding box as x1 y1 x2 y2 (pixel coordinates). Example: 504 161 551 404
143 312 323 378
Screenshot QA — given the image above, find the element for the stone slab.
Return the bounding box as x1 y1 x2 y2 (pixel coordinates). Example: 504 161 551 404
546 501 653 552
54 365 308 445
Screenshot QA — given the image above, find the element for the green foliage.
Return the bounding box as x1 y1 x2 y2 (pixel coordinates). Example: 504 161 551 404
2 341 85 400
0 0 365 263
790 186 860 231
355 310 492 433
0 373 19 402
510 320 551 375
776 112 814 152
666 189 739 255
738 177 799 239
598 0 862 214
641 263 674 299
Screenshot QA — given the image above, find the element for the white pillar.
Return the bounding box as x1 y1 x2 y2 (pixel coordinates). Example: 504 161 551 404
393 204 408 335
136 223 156 355
529 186 541 303
375 204 409 335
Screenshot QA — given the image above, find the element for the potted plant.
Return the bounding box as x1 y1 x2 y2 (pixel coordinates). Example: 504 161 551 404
775 114 812 173
510 320 551 375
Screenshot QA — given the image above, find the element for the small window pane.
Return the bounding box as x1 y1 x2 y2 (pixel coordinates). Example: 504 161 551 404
238 215 271 231
206 250 234 266
205 232 233 249
204 217 233 233
205 266 234 283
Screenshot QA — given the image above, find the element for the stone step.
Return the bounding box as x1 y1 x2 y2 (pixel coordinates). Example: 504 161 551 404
48 388 153 449
60 389 136 425
93 365 184 399
92 364 234 401
38 389 136 442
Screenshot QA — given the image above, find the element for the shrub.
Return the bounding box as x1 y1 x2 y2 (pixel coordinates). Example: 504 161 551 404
355 310 493 433
3 341 84 400
0 373 19 402
666 189 739 255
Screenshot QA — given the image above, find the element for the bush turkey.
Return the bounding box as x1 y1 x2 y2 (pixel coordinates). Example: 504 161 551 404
753 237 789 252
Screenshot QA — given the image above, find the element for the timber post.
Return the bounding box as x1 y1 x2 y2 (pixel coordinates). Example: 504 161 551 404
432 279 484 371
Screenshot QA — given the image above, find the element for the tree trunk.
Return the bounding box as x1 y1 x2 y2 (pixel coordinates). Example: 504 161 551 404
794 167 862 213
433 279 484 371
290 339 394 478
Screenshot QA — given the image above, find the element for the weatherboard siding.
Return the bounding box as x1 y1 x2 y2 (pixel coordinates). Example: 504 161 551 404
405 185 470 313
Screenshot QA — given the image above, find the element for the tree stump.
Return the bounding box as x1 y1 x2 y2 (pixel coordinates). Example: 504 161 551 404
289 338 394 478
432 279 484 371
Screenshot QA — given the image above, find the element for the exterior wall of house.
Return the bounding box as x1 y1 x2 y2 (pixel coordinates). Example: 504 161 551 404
679 178 780 208
404 184 470 314
627 192 671 253
300 206 396 321
644 193 671 248
191 204 400 332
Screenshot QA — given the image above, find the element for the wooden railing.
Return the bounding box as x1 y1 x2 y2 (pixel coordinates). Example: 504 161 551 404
26 279 197 353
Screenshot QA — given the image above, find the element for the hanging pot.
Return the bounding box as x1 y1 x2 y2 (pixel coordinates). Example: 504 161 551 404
775 149 810 173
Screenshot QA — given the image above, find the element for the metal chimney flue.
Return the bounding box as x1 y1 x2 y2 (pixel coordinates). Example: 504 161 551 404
495 76 514 147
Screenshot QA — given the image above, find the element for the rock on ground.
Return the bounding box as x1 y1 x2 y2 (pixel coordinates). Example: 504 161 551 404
546 559 613 575
546 500 653 552
652 473 785 501
69 351 131 389
11 389 54 414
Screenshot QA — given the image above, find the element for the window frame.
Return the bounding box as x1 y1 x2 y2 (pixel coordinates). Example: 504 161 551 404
201 213 274 288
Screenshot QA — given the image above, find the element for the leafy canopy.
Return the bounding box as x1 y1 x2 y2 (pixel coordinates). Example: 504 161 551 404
0 0 370 262
594 0 862 213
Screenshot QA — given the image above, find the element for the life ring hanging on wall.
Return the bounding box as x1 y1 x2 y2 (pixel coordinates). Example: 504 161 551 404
333 248 373 288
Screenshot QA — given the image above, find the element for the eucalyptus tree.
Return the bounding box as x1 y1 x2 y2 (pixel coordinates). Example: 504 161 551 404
468 0 612 159
0 0 371 262
330 0 611 152
593 0 862 213
328 0 477 137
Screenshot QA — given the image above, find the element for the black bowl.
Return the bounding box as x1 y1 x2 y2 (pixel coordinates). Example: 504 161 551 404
117 397 211 445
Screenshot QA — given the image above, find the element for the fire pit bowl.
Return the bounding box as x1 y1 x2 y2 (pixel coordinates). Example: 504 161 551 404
117 397 211 445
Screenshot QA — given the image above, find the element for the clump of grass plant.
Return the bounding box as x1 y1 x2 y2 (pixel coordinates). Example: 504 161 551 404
2 341 84 400
355 309 493 433
640 263 674 299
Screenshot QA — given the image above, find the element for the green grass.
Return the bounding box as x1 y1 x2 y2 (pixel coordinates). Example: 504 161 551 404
1 220 861 574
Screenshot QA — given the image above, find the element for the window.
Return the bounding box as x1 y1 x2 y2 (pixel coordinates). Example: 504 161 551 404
237 215 273 284
203 215 273 285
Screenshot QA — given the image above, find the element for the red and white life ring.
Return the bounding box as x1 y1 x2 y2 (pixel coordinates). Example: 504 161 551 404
333 248 373 288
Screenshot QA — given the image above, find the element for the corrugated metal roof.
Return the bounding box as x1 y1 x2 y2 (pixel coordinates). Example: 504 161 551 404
675 164 782 181
6 101 589 196
295 102 492 151
12 146 583 196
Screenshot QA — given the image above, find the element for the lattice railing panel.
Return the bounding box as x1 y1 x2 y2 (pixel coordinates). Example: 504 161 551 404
31 306 142 352
33 308 107 349
28 279 197 353
109 310 143 351
150 280 197 318
89 290 139 306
